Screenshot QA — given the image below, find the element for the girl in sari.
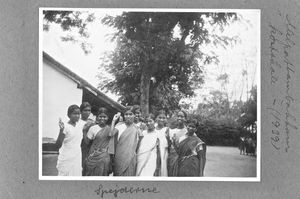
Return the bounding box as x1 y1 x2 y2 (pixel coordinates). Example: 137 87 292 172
155 110 169 176
176 121 206 176
132 105 147 130
83 107 115 176
112 107 143 176
167 110 188 176
56 105 83 176
79 102 95 175
136 114 161 176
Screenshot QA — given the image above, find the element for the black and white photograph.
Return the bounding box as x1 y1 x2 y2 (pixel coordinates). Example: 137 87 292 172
39 8 260 180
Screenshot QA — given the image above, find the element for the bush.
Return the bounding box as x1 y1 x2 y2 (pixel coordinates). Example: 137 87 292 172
196 119 241 146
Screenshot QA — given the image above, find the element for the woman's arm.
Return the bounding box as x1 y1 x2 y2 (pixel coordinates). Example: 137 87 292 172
55 119 65 149
108 113 121 155
83 127 93 145
110 113 121 137
55 131 65 150
136 129 144 153
196 143 206 176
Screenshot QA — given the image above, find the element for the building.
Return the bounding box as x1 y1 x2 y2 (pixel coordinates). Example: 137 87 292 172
42 51 125 140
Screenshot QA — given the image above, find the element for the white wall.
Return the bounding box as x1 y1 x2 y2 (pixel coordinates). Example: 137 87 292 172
42 61 83 139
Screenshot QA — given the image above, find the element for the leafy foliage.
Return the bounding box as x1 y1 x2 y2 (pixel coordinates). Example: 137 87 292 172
190 86 257 146
238 86 257 129
43 11 95 54
99 12 238 113
43 10 258 146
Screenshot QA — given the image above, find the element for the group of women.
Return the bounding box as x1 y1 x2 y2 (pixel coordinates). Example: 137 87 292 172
55 103 206 177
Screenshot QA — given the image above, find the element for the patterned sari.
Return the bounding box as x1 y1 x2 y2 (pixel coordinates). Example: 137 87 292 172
83 125 114 176
81 120 94 174
167 128 187 176
113 124 142 176
177 135 206 176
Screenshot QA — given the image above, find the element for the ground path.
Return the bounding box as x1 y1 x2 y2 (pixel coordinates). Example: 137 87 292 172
42 146 257 177
204 146 256 177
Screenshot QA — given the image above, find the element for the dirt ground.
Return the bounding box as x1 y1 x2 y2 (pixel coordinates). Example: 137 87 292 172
42 146 257 177
204 146 256 177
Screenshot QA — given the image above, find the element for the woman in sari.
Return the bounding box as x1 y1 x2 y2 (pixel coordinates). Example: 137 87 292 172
167 110 188 176
136 114 161 176
56 105 84 176
132 105 147 130
79 102 95 175
112 107 143 176
176 122 206 176
83 107 115 176
155 110 169 176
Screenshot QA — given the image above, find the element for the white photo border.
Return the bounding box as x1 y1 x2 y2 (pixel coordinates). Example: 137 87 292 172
39 7 261 181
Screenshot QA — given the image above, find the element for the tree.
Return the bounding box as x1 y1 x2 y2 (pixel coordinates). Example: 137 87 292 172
239 86 257 133
100 12 238 114
43 11 239 114
43 11 95 54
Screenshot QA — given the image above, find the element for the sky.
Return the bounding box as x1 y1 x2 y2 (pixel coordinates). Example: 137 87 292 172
42 9 260 109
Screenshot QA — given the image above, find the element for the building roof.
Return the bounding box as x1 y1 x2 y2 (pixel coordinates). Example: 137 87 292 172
43 51 126 112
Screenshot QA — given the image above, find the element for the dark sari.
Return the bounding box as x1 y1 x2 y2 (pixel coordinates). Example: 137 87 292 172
177 136 206 176
113 124 142 176
83 125 114 176
167 128 187 176
81 120 94 175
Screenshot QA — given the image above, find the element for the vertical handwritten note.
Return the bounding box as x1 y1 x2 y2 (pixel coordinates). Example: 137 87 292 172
268 11 297 152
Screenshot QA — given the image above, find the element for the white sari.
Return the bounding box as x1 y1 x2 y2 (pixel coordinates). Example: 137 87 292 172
136 131 158 176
56 121 84 176
156 127 169 176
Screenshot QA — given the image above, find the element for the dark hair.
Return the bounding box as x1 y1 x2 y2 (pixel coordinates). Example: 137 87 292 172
91 106 99 115
187 122 196 128
67 104 80 117
80 102 91 112
156 109 166 118
145 113 155 120
98 107 108 116
132 105 141 114
124 106 134 113
187 119 198 128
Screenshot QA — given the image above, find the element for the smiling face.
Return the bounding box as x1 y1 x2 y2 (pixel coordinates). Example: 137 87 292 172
69 108 81 123
97 112 108 127
134 109 141 123
156 114 167 127
124 110 135 125
177 111 186 125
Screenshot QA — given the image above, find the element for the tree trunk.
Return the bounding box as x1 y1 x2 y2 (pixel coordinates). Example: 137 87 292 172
140 70 151 115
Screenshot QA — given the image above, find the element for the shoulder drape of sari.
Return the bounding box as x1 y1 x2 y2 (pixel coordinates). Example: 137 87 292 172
154 138 161 176
81 122 95 171
167 128 187 176
136 133 161 176
83 126 114 176
177 136 206 176
113 125 141 176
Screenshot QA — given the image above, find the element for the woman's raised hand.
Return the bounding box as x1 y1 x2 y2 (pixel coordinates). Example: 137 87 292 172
58 118 64 131
113 112 121 122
